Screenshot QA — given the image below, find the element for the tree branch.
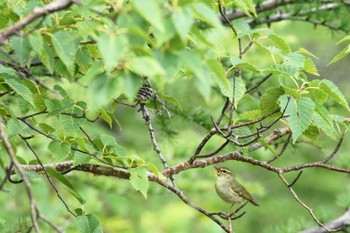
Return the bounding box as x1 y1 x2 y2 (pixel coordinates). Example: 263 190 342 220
0 0 75 45
300 208 350 233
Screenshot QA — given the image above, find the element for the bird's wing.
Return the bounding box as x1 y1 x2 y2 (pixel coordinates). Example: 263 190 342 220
232 181 259 206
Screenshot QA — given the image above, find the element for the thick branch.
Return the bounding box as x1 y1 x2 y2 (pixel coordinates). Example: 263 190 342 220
0 0 75 45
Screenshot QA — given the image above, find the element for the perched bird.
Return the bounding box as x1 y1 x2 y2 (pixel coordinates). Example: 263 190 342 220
215 167 259 207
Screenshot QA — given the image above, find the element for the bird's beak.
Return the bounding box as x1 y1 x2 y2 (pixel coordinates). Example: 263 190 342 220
213 166 220 176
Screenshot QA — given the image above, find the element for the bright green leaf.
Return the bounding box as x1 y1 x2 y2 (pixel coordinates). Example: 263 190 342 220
129 166 149 199
234 77 246 108
207 59 233 100
129 56 165 78
48 141 71 161
172 8 193 41
133 0 163 31
320 79 350 111
76 214 103 233
51 31 79 68
96 33 127 71
46 168 85 204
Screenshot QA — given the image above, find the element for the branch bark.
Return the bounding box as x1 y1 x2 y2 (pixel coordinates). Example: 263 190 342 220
0 0 75 45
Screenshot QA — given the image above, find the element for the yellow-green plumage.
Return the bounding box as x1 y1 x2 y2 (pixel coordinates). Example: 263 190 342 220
215 167 259 206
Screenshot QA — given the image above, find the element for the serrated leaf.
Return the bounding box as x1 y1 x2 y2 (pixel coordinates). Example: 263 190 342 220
234 77 246 108
100 134 127 156
73 151 91 166
279 95 315 142
48 141 71 161
76 214 103 233
4 75 34 107
207 59 233 100
46 167 85 204
61 115 84 134
172 8 193 41
10 36 31 64
129 166 149 199
298 47 318 59
133 0 163 31
269 34 291 54
51 31 78 68
313 109 338 140
303 57 319 76
284 52 304 69
320 79 350 111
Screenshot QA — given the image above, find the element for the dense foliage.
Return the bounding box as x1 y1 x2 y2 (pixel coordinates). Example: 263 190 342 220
1 0 350 232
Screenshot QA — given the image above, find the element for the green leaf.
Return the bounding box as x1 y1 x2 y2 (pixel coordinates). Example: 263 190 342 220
87 74 124 110
319 79 350 111
231 0 256 17
192 3 223 29
61 115 85 134
3 75 34 107
129 166 149 199
234 77 246 108
96 33 127 71
298 47 318 59
207 59 233 100
231 19 251 38
260 87 284 115
100 134 127 156
313 108 338 140
10 36 31 64
230 57 259 72
48 141 71 161
269 34 291 54
303 57 319 76
284 52 304 69
279 95 315 142
76 214 103 233
100 109 113 128
46 168 85 204
336 35 350 44
329 44 350 64
129 56 165 78
73 151 91 166
133 0 163 31
172 8 193 41
28 31 43 55
51 31 79 68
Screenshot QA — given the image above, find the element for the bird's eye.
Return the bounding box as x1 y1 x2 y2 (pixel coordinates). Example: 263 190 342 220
222 169 226 173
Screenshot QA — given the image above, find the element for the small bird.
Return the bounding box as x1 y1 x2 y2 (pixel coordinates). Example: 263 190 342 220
215 167 259 207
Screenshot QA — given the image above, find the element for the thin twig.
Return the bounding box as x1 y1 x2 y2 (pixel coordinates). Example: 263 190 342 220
278 173 343 232
0 119 41 232
21 136 77 217
266 132 292 164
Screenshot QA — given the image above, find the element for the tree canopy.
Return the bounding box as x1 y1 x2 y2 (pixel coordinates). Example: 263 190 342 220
1 0 350 232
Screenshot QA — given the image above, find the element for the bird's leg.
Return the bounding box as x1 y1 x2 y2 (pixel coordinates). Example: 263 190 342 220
229 201 248 217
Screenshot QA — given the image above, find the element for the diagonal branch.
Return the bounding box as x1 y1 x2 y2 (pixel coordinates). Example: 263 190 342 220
278 173 344 232
0 119 41 232
0 0 76 45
